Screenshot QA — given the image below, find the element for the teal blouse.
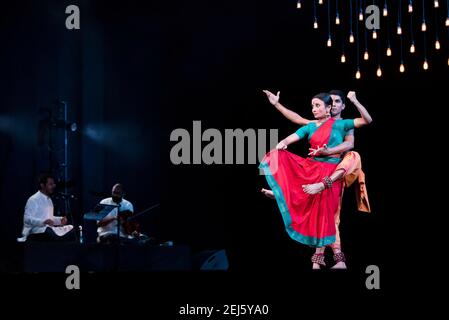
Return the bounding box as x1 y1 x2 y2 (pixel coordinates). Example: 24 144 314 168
295 119 355 164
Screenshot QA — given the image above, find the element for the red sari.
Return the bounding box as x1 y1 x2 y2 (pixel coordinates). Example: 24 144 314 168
259 119 343 247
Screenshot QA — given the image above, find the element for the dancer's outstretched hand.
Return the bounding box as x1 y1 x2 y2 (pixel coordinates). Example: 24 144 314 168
276 141 287 150
308 144 328 156
263 90 280 106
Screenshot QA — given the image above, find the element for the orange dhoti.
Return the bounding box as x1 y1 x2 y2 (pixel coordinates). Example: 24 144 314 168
330 151 371 249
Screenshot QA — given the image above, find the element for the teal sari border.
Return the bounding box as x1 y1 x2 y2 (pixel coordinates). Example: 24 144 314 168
312 156 342 164
259 162 335 248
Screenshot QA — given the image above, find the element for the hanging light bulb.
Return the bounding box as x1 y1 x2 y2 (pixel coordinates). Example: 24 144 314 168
349 32 355 43
397 25 402 35
372 30 378 39
408 2 413 13
319 0 323 4
359 10 364 21
364 51 369 60
447 57 449 66
446 17 449 27
314 19 318 29
435 40 441 50
327 37 332 47
434 0 439 8
421 21 427 31
410 42 416 53
336 15 340 25
383 5 388 17
355 69 361 79
341 53 346 63
400 63 405 73
296 0 302 9
376 66 382 77
386 46 392 56
423 59 429 70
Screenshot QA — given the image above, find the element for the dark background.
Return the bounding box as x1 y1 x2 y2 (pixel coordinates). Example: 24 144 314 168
0 0 443 299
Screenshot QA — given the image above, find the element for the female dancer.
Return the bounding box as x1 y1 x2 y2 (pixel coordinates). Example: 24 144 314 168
261 89 372 268
259 93 370 265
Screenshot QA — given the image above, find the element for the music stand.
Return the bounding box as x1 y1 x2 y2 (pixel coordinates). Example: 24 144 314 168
83 203 119 221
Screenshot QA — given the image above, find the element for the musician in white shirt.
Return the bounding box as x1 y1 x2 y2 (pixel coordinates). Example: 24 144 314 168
97 183 134 243
18 173 75 242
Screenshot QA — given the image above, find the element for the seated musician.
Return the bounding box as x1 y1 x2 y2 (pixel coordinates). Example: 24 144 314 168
18 172 75 242
97 183 136 243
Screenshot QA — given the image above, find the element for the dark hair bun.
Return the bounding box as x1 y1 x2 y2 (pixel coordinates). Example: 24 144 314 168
312 93 333 107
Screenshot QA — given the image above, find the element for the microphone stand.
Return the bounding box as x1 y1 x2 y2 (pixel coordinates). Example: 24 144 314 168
60 101 78 241
62 102 72 237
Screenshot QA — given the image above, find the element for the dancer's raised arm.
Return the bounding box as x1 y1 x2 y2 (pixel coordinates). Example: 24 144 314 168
263 90 312 126
347 91 373 128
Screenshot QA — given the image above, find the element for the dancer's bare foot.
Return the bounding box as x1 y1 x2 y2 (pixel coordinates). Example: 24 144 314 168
261 188 275 199
331 261 347 269
311 251 325 269
302 182 325 195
